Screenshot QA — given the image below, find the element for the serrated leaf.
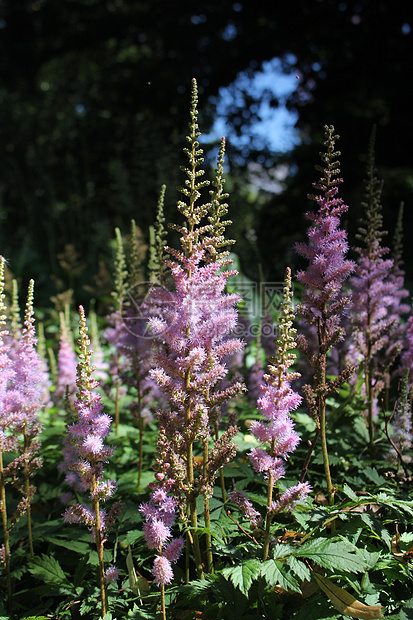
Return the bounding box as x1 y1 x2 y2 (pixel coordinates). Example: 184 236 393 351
342 484 358 502
313 572 383 619
271 542 293 560
28 554 70 586
293 539 367 573
363 468 386 486
261 559 301 593
221 558 261 595
287 556 312 582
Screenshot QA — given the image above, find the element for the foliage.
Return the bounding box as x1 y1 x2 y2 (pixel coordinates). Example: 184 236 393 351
1 80 413 620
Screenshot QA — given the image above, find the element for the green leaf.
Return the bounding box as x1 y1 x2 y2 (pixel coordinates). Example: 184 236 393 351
363 468 386 486
261 559 302 593
271 542 293 560
293 539 367 573
342 484 358 502
28 554 70 586
221 558 261 595
287 556 312 582
47 536 91 554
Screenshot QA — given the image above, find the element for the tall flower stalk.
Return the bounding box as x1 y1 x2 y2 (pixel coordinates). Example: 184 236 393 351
147 79 244 580
63 307 121 617
0 265 45 612
0 257 14 610
349 130 402 447
12 280 45 558
295 126 354 505
246 267 310 559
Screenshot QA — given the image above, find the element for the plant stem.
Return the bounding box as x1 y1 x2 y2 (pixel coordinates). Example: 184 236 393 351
23 427 34 558
319 394 334 506
318 314 334 507
137 384 143 489
92 482 107 617
115 378 120 435
262 466 275 561
215 421 226 502
0 450 12 614
160 583 166 620
203 441 213 574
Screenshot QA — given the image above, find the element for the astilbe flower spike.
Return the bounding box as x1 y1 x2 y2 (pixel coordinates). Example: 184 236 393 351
0 269 47 612
348 130 406 446
147 79 244 581
0 257 16 609
9 280 45 557
295 125 355 505
63 306 120 618
230 267 310 560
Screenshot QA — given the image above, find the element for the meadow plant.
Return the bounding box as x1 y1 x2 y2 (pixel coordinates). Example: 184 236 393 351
295 125 355 504
0 265 45 611
231 267 310 559
147 79 244 579
63 306 121 617
349 132 402 445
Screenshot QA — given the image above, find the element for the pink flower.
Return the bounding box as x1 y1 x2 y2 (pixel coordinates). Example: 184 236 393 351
152 555 174 586
163 538 185 563
104 565 121 585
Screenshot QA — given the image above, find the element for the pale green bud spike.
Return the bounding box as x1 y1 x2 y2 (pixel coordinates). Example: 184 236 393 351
269 267 298 375
24 279 35 336
37 321 47 360
176 78 210 255
112 227 128 311
149 185 168 284
10 279 22 338
205 136 235 262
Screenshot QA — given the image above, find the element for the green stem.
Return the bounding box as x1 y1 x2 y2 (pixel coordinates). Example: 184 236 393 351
0 451 12 614
262 467 275 561
137 385 143 489
317 313 334 507
160 583 166 620
23 428 34 558
203 441 213 574
319 394 334 506
93 489 107 617
214 421 226 502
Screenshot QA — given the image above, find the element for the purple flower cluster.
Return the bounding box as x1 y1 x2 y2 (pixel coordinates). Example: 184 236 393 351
148 245 244 498
348 133 408 442
62 306 120 536
295 128 355 353
139 486 184 586
251 269 310 506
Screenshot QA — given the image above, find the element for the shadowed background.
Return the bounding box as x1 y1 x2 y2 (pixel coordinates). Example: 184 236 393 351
0 0 412 306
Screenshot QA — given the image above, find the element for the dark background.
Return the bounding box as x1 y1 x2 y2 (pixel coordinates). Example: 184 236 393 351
1 0 412 307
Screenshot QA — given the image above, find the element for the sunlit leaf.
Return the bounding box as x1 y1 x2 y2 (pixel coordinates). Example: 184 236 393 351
293 539 367 573
261 559 301 593
221 559 261 595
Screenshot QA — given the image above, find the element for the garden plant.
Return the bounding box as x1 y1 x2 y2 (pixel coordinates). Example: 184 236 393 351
1 79 413 620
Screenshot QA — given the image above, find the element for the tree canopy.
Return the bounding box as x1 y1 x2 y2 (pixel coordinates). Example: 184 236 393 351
0 0 412 302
